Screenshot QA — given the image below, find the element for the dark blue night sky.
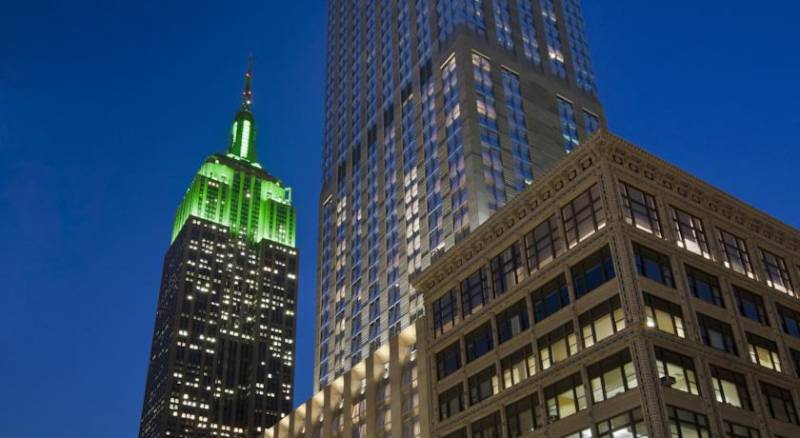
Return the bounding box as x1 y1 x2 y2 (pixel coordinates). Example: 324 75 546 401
2 1 799 436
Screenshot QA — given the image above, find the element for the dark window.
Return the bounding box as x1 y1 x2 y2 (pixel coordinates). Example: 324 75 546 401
698 314 738 355
671 207 711 258
538 322 577 370
667 406 710 437
762 248 795 296
490 242 526 296
571 246 616 298
436 342 461 380
686 265 724 307
442 429 467 438
746 333 782 371
524 215 563 272
718 228 755 278
461 269 490 317
471 412 501 438
654 347 700 395
562 184 606 248
778 304 800 338
496 299 530 343
544 373 587 420
733 286 768 325
620 181 662 237
588 349 638 403
531 274 569 322
579 295 626 348
433 290 458 336
643 293 686 338
724 421 761 438
761 381 799 424
633 242 674 287
506 394 539 437
468 366 497 405
438 384 464 421
710 365 752 410
596 408 648 438
791 349 800 376
501 345 536 389
465 323 494 362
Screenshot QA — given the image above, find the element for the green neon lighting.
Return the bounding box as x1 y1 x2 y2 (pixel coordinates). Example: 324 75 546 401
171 101 295 247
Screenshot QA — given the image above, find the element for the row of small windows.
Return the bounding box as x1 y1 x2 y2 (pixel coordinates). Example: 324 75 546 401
432 184 608 337
619 180 797 298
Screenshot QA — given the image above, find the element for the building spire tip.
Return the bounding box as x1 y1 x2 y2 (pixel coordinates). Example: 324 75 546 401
242 54 254 110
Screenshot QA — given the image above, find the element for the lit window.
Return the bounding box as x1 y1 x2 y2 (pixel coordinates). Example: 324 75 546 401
538 322 578 370
588 349 638 403
468 365 498 405
643 292 685 338
524 215 563 273
596 408 648 437
579 295 626 348
762 248 795 296
620 182 662 237
671 207 711 258
746 333 782 372
710 365 752 410
490 242 526 296
561 184 606 248
501 345 536 389
545 373 586 420
654 346 700 395
718 228 755 279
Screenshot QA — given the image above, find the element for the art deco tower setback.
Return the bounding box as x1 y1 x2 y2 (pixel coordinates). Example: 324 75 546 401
139 65 299 438
316 0 604 389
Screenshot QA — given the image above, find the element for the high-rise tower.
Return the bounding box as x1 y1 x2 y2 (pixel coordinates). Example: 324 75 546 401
315 0 604 389
139 63 298 438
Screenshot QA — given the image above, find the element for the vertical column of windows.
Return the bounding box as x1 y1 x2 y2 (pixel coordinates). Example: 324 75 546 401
561 0 595 92
403 96 422 275
502 69 533 192
517 0 541 65
422 75 443 253
557 97 579 153
416 0 432 62
380 1 394 108
493 0 513 50
365 2 377 119
437 0 486 42
318 200 335 386
443 56 469 240
384 120 402 337
540 0 566 78
350 0 362 143
366 135 381 350
472 53 506 214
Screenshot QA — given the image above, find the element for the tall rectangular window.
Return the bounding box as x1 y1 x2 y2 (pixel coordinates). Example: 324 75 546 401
506 394 539 437
596 408 648 438
557 97 580 152
540 0 566 78
472 53 506 214
746 333 782 371
644 293 685 338
501 345 536 389
490 242 526 296
496 299 530 344
710 365 752 410
465 323 494 362
633 242 674 287
468 365 498 405
719 228 755 279
571 245 616 298
672 207 711 258
531 274 570 322
761 382 799 424
516 0 541 64
579 295 626 348
525 215 563 272
698 314 738 355
562 184 606 247
733 286 769 325
461 268 489 317
686 265 725 307
654 346 700 395
545 374 586 420
778 304 800 338
433 290 458 336
762 248 795 296
493 0 513 50
436 342 462 380
620 182 662 237
667 406 710 437
583 110 600 135
501 69 534 191
588 349 638 403
438 383 464 421
538 322 578 370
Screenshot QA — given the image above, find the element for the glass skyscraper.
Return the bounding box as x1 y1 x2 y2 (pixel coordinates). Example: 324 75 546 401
139 65 298 437
316 0 604 389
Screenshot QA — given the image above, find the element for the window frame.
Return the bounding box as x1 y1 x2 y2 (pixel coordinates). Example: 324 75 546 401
468 365 498 406
461 268 490 318
671 207 711 258
538 322 578 370
436 342 462 380
620 181 662 237
761 381 799 425
544 373 587 420
500 345 536 389
496 299 530 344
654 346 700 396
710 365 752 410
746 333 782 372
588 349 638 403
685 264 725 307
532 274 570 322
733 286 769 325
524 214 563 273
490 242 527 296
718 228 755 279
465 323 495 363
579 295 626 348
643 292 686 338
571 245 616 299
698 313 738 355
762 248 795 296
505 394 539 437
562 184 606 249
433 290 459 336
633 242 675 287
667 406 710 437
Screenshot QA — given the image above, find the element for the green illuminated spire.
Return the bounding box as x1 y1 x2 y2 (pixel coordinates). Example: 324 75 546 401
228 55 258 163
171 58 297 248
